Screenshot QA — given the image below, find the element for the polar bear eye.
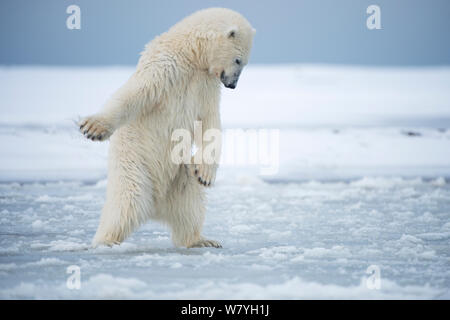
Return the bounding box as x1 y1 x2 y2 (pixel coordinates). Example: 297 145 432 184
235 58 241 65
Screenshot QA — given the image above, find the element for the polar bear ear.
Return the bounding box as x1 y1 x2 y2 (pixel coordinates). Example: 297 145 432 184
226 26 238 38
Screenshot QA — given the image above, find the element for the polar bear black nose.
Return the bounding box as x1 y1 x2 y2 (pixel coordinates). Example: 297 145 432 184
224 81 236 89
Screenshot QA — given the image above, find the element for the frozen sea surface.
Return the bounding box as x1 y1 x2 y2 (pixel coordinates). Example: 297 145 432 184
0 176 449 299
1 65 450 299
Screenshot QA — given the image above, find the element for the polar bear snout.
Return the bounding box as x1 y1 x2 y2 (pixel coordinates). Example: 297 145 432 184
220 70 241 89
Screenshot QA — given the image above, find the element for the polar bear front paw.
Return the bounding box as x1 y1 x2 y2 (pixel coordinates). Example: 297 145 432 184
192 163 216 187
79 115 113 141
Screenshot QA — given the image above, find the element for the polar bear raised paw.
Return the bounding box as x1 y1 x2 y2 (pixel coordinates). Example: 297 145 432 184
79 115 114 141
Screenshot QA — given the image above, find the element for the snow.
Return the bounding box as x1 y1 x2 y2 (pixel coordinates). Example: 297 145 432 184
1 65 450 299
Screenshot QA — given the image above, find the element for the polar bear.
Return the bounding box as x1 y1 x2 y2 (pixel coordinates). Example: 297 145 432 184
78 8 255 248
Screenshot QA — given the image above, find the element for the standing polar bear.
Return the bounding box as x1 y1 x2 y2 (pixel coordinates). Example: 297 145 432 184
79 8 255 248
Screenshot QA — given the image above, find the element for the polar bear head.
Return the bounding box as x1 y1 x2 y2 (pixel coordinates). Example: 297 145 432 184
176 8 255 89
211 22 255 89
205 9 255 89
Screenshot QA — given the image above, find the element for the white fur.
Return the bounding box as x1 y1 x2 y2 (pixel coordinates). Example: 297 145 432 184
79 8 254 248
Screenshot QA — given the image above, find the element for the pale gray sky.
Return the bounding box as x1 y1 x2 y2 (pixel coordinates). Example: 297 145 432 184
1 0 449 65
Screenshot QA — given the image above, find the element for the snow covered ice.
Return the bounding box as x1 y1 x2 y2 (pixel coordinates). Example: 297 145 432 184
1 65 450 299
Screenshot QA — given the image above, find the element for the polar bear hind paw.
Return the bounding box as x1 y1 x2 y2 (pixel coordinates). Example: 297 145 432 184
188 238 222 248
91 237 122 248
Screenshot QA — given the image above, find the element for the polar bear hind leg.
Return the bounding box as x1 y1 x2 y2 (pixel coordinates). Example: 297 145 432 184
92 154 154 247
161 166 221 248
